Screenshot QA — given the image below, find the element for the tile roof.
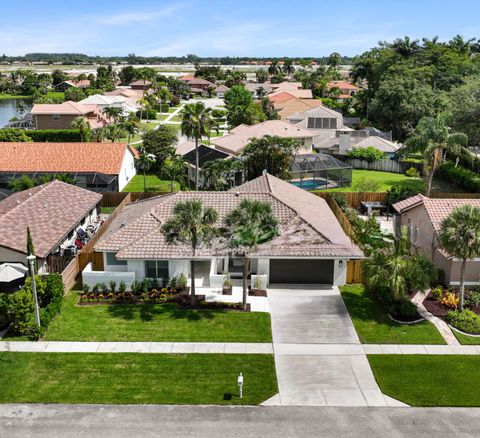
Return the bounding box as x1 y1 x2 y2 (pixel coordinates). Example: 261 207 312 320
215 85 230 92
268 90 313 102
0 142 134 175
31 101 98 115
96 174 362 259
274 98 323 119
393 195 480 231
211 120 316 155
327 81 359 91
0 180 101 258
352 136 401 153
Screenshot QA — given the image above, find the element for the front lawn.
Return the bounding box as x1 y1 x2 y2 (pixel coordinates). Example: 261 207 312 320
340 285 445 344
452 329 480 345
0 352 277 405
122 174 179 192
321 170 425 193
43 293 272 342
368 355 480 406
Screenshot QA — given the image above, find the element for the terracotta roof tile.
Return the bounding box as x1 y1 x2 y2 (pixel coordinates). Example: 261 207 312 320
0 142 134 175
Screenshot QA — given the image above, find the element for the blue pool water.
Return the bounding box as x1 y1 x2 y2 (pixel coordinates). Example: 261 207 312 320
290 180 327 190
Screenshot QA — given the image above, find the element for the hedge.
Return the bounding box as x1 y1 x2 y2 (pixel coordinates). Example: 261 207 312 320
136 109 157 120
28 129 88 142
436 161 480 193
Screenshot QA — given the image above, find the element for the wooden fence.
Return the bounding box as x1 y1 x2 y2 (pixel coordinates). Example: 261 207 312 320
335 156 424 175
101 191 169 207
314 191 387 209
321 193 354 239
346 260 364 284
61 257 80 291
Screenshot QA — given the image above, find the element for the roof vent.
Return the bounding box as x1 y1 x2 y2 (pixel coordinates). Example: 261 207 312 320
120 221 127 227
28 192 32 196
262 169 268 175
234 192 240 197
44 204 48 208
16 200 20 205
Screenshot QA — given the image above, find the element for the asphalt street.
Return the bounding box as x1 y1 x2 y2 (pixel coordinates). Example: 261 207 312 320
1 404 480 438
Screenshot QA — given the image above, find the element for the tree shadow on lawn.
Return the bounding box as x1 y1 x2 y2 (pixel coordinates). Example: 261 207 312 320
106 303 217 323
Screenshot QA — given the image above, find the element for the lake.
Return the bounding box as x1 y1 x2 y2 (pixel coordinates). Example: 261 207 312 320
0 98 31 128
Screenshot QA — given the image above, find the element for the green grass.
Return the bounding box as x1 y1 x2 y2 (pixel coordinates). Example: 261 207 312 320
45 91 64 100
340 285 445 344
0 352 277 405
169 115 182 123
157 114 169 121
118 122 157 143
368 355 480 406
168 106 178 113
100 206 116 214
320 170 425 193
122 174 179 192
43 293 272 342
451 329 480 345
0 93 31 100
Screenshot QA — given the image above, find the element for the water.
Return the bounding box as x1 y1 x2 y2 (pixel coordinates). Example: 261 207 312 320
0 98 30 127
290 179 328 191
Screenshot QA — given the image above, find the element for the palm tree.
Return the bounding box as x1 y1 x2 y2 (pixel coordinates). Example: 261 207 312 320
102 106 123 123
364 228 437 302
161 200 219 306
282 59 295 75
119 117 139 144
225 199 279 309
328 52 342 70
268 61 279 77
91 127 106 142
160 155 187 192
406 113 468 196
181 102 214 191
389 36 420 57
136 147 156 192
103 124 126 143
70 116 89 142
439 205 480 311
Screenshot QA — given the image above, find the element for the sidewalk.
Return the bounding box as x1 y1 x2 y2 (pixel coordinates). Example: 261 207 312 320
0 341 273 354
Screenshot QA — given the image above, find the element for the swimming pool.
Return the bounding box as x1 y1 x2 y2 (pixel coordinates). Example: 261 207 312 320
290 180 327 190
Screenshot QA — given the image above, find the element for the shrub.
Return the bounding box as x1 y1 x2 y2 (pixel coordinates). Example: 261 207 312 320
142 278 149 293
149 278 159 290
100 282 109 294
170 276 177 289
130 280 139 293
0 128 32 142
92 283 100 293
330 192 349 211
2 289 35 335
136 109 157 120
431 286 443 301
119 281 127 293
405 167 420 177
177 273 188 291
82 284 90 294
109 280 116 293
28 129 87 142
385 185 418 207
347 146 387 163
171 95 180 106
466 290 480 307
223 274 233 289
441 291 459 309
40 274 64 330
447 309 480 334
389 300 418 320
437 162 480 193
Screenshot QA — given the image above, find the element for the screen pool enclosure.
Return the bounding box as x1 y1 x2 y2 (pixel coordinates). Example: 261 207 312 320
290 153 352 190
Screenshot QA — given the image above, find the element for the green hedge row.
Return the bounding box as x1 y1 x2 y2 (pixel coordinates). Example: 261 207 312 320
437 161 480 193
136 109 157 120
28 129 87 142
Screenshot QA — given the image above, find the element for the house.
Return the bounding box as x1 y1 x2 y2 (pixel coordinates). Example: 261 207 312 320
326 81 359 99
104 88 144 101
53 79 91 93
393 195 480 286
214 84 230 98
31 101 109 130
185 78 215 95
129 80 152 91
0 180 101 273
87 173 362 289
245 83 273 98
78 94 140 115
0 142 137 192
210 120 317 155
273 97 323 120
268 89 313 101
316 131 402 158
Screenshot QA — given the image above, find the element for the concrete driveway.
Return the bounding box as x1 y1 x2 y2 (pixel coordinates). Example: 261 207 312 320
267 286 397 407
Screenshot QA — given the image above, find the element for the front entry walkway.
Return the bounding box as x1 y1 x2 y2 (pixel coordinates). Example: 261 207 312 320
267 286 399 407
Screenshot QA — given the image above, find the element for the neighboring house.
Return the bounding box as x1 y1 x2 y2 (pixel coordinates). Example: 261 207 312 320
393 195 480 286
214 84 230 98
88 173 362 289
54 79 91 92
0 180 101 273
210 120 317 155
268 89 313 101
129 80 152 91
245 83 273 98
317 131 402 158
31 101 109 130
104 88 144 101
273 97 323 120
179 76 214 95
175 141 242 188
326 81 359 99
0 142 137 192
79 94 140 115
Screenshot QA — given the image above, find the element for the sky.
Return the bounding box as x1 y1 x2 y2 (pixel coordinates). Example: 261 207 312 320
1 0 480 57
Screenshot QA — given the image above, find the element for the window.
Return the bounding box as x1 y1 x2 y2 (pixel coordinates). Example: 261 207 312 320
144 260 169 278
52 114 60 121
106 252 127 266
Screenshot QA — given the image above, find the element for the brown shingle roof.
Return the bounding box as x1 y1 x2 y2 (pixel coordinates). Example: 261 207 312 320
96 174 362 259
0 180 101 258
0 142 134 175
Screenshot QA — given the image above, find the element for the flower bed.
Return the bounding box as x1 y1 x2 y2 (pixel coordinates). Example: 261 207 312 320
79 288 180 305
248 288 267 297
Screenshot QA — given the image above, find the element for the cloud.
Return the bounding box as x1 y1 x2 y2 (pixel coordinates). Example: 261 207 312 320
101 4 184 25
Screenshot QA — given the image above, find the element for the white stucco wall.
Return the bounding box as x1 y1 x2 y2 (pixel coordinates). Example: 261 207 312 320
169 260 190 279
332 259 348 286
127 260 145 280
82 262 136 289
117 148 137 191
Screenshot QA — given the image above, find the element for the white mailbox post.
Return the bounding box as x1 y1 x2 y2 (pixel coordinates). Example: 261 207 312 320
237 372 244 399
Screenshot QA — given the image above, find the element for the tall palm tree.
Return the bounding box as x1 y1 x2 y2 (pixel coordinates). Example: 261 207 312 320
136 147 156 192
328 52 342 70
160 155 187 192
119 117 139 144
268 61 279 77
102 106 123 123
439 205 480 311
103 124 126 143
225 199 279 309
406 113 468 196
181 102 214 191
389 36 421 57
70 116 89 142
161 200 219 306
282 59 295 75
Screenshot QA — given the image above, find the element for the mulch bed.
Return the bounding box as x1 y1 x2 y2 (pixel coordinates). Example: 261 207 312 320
248 289 267 297
422 292 450 318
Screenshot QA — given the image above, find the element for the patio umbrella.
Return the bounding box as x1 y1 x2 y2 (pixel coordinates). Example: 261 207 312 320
0 263 28 283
